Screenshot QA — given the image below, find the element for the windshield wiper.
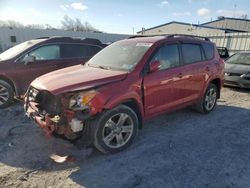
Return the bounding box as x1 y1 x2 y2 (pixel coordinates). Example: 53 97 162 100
88 64 111 70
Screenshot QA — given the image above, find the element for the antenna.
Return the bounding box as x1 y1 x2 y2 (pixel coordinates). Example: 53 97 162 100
233 4 237 18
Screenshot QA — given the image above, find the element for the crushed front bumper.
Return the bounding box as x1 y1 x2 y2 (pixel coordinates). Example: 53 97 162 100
24 87 83 140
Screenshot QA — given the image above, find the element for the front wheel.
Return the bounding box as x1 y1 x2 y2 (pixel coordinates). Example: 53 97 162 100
193 83 218 113
90 105 139 154
0 80 14 109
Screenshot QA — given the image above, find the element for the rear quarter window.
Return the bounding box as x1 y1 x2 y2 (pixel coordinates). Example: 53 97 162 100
181 44 202 64
61 44 101 59
202 43 214 60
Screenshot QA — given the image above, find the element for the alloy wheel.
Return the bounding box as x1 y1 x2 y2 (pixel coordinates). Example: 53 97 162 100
205 87 217 111
102 113 134 149
0 84 9 105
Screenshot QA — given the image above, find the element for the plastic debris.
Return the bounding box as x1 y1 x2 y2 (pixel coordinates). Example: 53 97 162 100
50 154 74 163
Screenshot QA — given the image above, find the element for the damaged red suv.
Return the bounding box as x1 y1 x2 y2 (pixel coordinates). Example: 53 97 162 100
25 35 224 153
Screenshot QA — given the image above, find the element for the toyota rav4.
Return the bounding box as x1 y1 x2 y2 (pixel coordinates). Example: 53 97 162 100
25 34 224 153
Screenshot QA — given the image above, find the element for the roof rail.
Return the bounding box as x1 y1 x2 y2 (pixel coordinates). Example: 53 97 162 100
40 36 103 45
128 35 154 39
167 34 210 41
129 34 210 41
36 37 50 39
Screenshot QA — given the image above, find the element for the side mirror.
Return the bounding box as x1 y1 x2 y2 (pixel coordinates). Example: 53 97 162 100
24 55 35 65
149 60 161 73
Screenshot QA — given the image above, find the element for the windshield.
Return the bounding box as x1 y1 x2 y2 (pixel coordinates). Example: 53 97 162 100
226 53 250 65
87 40 152 71
0 39 45 61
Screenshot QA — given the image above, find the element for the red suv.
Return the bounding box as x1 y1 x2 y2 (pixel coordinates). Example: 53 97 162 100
0 37 104 108
25 35 224 153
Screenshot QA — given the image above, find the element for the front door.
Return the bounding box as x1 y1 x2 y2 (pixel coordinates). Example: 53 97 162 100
13 44 63 94
143 43 186 117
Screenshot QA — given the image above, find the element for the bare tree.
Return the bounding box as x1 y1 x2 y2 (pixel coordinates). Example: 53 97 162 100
61 15 99 32
240 14 248 19
0 20 24 28
26 24 45 29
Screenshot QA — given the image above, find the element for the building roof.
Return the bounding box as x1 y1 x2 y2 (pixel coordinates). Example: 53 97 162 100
138 19 248 34
201 17 250 26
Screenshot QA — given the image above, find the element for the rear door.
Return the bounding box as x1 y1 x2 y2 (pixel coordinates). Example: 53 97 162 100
179 42 210 103
143 43 186 117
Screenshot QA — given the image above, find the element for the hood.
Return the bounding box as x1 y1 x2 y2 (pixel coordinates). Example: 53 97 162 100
0 59 11 65
31 65 128 95
225 63 250 74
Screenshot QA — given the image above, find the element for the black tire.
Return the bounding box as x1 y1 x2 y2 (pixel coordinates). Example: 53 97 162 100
193 83 218 114
89 105 139 154
0 80 14 109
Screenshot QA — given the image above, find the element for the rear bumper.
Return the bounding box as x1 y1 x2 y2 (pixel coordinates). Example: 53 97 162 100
224 76 250 89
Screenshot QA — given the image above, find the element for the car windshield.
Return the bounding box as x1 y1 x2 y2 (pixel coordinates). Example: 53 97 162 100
0 39 45 61
226 53 250 65
87 40 152 71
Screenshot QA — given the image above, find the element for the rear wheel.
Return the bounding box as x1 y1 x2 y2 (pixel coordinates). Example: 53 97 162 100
193 83 218 113
89 105 139 154
0 80 14 109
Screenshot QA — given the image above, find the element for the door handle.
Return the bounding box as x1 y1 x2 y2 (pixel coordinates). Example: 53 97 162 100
178 73 183 78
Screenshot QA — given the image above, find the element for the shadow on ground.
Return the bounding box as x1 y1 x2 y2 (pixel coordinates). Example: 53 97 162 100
68 104 250 188
1 100 250 187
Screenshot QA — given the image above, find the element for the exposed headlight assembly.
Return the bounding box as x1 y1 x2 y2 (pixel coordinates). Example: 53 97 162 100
240 72 250 80
69 90 98 110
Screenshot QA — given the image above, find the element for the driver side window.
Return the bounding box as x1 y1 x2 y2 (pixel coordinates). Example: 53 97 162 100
27 45 60 61
151 44 180 70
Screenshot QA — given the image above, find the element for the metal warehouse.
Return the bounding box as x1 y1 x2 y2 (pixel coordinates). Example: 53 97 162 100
138 17 250 36
202 17 250 32
137 17 250 54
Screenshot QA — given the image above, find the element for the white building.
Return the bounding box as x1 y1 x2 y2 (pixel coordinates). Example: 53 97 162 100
0 27 130 51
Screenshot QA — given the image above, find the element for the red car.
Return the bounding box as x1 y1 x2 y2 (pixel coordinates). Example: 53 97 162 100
25 35 224 153
0 37 104 108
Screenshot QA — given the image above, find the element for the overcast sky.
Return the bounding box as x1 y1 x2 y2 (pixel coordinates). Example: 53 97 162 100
0 0 249 34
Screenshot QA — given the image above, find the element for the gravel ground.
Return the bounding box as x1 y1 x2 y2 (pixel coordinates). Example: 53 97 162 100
0 87 250 188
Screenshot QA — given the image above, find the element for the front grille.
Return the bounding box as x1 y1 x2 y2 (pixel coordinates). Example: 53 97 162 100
27 87 62 116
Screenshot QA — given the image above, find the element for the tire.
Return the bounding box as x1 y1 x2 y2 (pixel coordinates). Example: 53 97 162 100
89 105 139 154
0 80 14 109
193 83 218 114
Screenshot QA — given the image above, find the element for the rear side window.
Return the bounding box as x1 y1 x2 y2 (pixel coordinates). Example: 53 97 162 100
151 44 180 70
61 44 101 58
181 44 202 64
203 43 214 60
89 46 102 56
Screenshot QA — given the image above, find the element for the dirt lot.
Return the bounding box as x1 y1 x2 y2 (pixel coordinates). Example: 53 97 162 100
0 87 250 188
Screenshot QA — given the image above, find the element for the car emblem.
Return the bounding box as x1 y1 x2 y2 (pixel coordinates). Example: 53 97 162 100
225 72 231 76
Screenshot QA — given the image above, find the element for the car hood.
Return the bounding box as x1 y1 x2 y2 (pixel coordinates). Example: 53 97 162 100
31 65 128 95
0 60 11 66
225 63 250 74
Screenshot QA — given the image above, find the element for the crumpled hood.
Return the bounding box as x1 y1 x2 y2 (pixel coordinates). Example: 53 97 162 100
31 65 128 95
225 63 250 74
